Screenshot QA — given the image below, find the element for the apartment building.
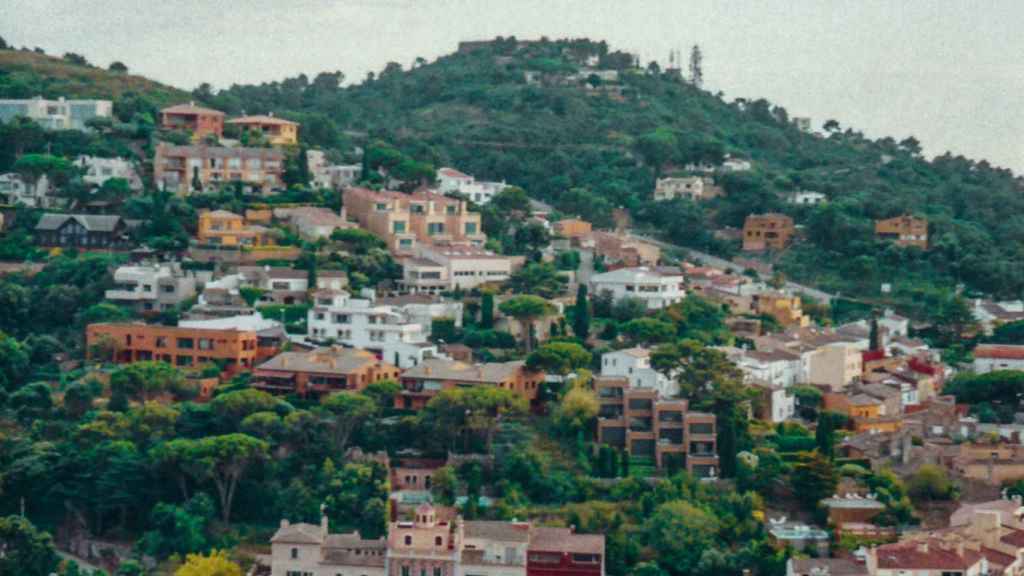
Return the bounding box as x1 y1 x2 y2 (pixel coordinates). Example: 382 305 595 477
160 102 225 140
594 376 718 476
226 114 298 146
343 187 485 254
436 167 508 205
589 267 685 310
397 358 543 410
653 176 704 201
104 262 198 315
399 244 515 293
742 213 795 251
0 96 112 130
154 143 284 195
196 210 275 247
85 320 276 371
809 343 863 391
974 344 1024 374
600 348 677 397
252 347 401 398
307 290 440 368
752 291 810 328
526 527 605 576
875 215 928 249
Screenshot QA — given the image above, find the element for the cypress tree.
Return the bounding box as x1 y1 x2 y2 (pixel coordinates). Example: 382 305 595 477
573 284 590 340
480 292 494 329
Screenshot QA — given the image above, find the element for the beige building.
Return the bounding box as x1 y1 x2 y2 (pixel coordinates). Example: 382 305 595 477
154 143 284 195
400 244 517 294
343 187 485 254
809 343 862 391
268 513 386 576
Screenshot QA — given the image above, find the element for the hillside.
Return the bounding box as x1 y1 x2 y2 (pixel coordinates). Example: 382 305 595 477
0 49 187 107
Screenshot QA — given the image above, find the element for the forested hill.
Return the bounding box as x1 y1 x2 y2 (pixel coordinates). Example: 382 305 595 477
3 38 1023 305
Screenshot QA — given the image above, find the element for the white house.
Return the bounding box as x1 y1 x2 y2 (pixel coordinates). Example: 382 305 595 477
460 521 531 576
105 262 198 314
436 167 508 205
0 173 58 208
307 290 442 368
267 514 387 576
785 190 826 206
0 97 113 131
972 299 1024 335
590 267 685 310
600 347 677 397
973 344 1024 374
654 177 704 201
878 309 910 339
376 293 464 330
721 157 753 172
400 245 516 294
76 155 142 191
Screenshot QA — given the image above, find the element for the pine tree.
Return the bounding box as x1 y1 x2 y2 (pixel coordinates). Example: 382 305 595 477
573 284 590 340
689 44 704 88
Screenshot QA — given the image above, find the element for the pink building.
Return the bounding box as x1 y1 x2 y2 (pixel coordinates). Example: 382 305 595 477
387 504 461 576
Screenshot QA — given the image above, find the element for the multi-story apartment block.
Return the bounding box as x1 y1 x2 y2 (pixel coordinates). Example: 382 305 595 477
85 318 281 372
600 348 677 397
397 358 544 410
160 102 225 140
154 143 284 195
252 347 401 398
105 262 198 315
653 176 704 201
594 376 718 476
399 244 515 294
589 267 685 310
0 96 112 131
436 167 508 205
875 215 928 249
75 155 143 191
752 291 810 328
742 213 795 251
226 114 299 146
196 209 275 247
307 290 440 368
343 187 485 254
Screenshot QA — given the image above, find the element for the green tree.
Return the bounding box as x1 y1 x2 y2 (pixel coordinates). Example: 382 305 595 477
364 379 401 410
499 295 555 353
0 516 59 576
507 263 566 299
419 386 527 452
110 361 186 402
645 501 719 575
906 464 956 501
175 550 242 576
621 318 675 346
573 284 590 340
480 291 495 329
553 384 598 435
319 392 377 455
526 342 591 375
791 454 838 511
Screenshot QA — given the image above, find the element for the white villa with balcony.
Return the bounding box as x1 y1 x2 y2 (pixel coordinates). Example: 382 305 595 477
105 263 198 314
600 347 678 397
589 267 685 310
307 290 442 368
436 167 509 205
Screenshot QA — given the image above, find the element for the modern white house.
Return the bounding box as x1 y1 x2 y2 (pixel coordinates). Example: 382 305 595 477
719 347 799 423
785 190 827 205
400 244 516 294
436 167 508 205
76 155 142 191
0 173 57 208
0 97 113 131
653 176 704 201
307 290 442 368
600 347 677 397
590 267 685 310
105 263 198 314
973 344 1024 374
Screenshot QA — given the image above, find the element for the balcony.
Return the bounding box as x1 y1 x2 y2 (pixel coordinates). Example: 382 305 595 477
105 288 148 301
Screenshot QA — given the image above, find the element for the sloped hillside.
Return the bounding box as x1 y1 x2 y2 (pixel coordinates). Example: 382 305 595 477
0 49 187 107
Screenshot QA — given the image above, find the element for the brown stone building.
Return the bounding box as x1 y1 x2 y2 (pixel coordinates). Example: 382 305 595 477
594 376 718 477
875 215 928 249
742 213 795 251
252 347 401 398
343 187 485 255
397 359 544 410
160 102 225 140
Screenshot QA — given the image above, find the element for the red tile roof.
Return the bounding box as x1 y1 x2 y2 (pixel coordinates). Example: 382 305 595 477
975 344 1024 360
875 542 981 570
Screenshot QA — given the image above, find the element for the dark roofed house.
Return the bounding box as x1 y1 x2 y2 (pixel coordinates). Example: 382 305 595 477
34 213 133 249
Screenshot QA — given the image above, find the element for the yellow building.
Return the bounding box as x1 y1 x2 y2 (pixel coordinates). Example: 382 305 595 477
752 291 810 328
197 209 274 247
226 115 299 146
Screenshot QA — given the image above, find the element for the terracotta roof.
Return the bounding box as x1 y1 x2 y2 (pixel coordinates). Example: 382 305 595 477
788 558 868 576
438 167 472 179
162 103 225 116
257 348 384 375
875 541 981 570
528 527 604 555
401 359 529 384
227 114 298 126
1001 529 1024 547
975 344 1024 360
464 521 531 543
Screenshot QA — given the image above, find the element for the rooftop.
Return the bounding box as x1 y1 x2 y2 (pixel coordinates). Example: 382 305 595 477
256 348 384 375
528 527 604 555
162 102 225 116
226 114 298 126
401 358 529 384
975 344 1024 360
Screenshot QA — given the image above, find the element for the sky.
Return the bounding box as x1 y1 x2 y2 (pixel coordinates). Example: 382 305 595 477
5 0 1022 172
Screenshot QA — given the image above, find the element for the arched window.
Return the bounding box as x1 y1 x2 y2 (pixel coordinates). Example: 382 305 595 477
404 535 412 546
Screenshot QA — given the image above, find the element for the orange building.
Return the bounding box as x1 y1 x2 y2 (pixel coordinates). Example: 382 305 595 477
552 218 592 239
342 187 485 254
875 215 928 249
196 209 275 247
742 213 795 251
396 358 543 410
226 114 299 146
160 102 225 140
85 322 278 371
752 291 810 328
252 347 401 398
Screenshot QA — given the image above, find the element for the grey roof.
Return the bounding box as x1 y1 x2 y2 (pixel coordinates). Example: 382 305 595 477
789 558 869 576
401 358 528 384
464 521 531 543
256 348 386 374
271 522 323 544
35 213 123 232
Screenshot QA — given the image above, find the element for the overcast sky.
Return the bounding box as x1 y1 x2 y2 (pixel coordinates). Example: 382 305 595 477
5 0 1022 172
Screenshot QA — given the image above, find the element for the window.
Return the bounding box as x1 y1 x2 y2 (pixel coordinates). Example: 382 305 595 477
177 338 194 349
465 222 477 234
427 222 445 236
401 567 410 576
393 221 407 233
399 238 413 247
434 568 442 576
404 535 412 546
198 338 214 350
291 548 298 559
435 536 443 546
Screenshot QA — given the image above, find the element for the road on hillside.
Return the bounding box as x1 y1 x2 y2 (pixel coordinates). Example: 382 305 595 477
630 233 837 305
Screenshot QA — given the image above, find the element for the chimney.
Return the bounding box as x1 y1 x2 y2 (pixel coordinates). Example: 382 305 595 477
321 504 329 539
281 356 288 368
280 519 290 528
424 365 431 375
